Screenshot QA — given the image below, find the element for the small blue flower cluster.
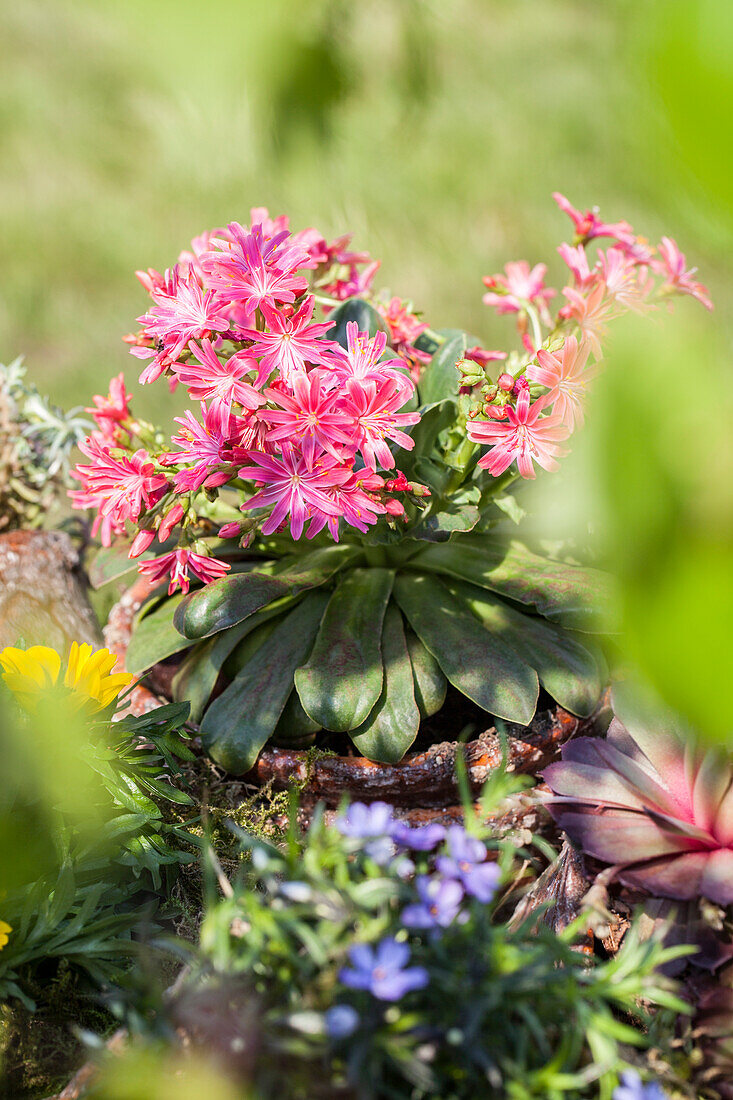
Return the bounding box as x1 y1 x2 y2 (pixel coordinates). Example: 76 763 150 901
329 802 502 1036
613 1070 669 1100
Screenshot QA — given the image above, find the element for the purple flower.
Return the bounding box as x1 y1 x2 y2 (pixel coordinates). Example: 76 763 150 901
339 938 428 1002
435 826 501 903
402 875 465 930
335 801 396 865
390 821 446 851
325 1004 359 1039
613 1070 668 1100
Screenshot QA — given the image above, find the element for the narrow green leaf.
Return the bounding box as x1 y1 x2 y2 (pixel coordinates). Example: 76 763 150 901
200 591 329 774
126 593 194 674
350 604 420 763
89 544 143 589
418 329 471 406
414 537 616 631
393 573 539 724
447 579 603 717
406 629 447 718
295 568 394 731
172 596 300 722
399 400 457 482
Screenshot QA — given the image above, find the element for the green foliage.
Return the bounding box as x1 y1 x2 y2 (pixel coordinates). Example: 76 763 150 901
0 696 196 1010
99 788 690 1099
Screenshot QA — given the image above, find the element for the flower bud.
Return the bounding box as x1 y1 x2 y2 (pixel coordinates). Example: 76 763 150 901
385 498 406 517
219 522 243 539
497 372 514 392
128 529 155 559
158 503 185 542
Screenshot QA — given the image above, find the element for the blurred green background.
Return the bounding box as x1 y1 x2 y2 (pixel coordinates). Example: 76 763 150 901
0 0 731 740
0 0 730 418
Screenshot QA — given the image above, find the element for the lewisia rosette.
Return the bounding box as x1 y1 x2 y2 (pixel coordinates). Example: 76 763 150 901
543 687 733 906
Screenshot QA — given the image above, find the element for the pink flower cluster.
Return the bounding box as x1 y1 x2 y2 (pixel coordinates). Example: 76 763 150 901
466 193 712 479
73 209 422 595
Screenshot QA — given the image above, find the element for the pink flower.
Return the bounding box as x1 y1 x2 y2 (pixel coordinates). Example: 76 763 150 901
467 387 569 479
132 266 230 384
552 192 635 244
595 247 651 312
248 206 290 240
323 259 381 303
260 369 354 459
173 340 264 422
544 691 733 906
528 335 597 431
239 440 350 540
557 243 593 288
164 404 251 492
463 346 507 367
139 548 230 596
200 222 309 315
238 297 337 386
328 322 405 386
482 261 555 323
340 376 420 470
306 470 387 540
653 237 713 311
86 374 132 441
559 281 613 359
73 436 168 527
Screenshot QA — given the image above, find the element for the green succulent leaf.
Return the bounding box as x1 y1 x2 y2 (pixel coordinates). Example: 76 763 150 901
295 568 394 731
393 572 539 724
410 494 481 542
273 689 322 746
173 572 293 640
406 629 447 718
126 593 195 674
350 603 420 763
325 296 389 348
414 537 617 631
447 579 604 717
170 607 288 724
174 544 359 640
418 329 472 406
200 591 329 774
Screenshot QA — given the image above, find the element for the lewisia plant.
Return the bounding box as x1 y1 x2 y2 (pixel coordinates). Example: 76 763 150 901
74 198 711 770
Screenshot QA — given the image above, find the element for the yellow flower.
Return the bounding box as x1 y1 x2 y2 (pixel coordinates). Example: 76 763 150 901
0 642 133 715
0 921 11 950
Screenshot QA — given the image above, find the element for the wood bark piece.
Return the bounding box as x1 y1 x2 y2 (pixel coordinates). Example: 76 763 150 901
0 529 101 652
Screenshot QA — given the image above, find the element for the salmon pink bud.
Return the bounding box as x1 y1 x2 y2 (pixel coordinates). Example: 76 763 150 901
159 503 185 542
385 498 406 516
128 529 156 558
497 373 514 392
219 522 243 539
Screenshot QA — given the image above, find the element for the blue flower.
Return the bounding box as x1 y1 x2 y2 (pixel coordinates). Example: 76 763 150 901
335 801 396 864
390 821 446 851
339 938 429 1002
402 874 465 930
613 1070 669 1100
325 1004 360 1039
435 826 501 903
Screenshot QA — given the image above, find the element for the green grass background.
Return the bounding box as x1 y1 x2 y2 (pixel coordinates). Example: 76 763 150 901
1 0 730 423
